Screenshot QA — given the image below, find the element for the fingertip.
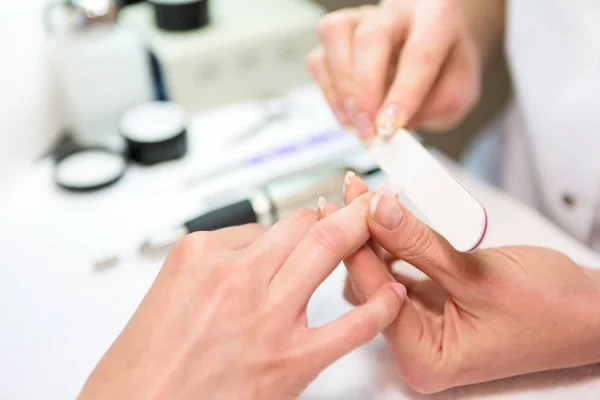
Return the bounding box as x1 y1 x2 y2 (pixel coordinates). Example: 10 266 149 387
344 172 369 205
317 197 339 220
389 282 407 300
376 104 408 137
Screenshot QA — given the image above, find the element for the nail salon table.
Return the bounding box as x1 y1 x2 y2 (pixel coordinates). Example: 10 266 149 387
1 86 600 399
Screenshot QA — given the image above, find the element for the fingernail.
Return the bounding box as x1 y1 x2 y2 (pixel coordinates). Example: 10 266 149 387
343 170 356 203
390 283 406 299
317 196 326 219
355 113 374 141
375 179 396 196
333 106 349 127
377 104 406 138
344 97 358 121
370 193 403 230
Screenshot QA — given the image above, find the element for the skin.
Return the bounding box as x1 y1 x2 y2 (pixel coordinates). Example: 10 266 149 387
330 174 600 393
79 178 600 397
308 0 505 137
79 206 405 400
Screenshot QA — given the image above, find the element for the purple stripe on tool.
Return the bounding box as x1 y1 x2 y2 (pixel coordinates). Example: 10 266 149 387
248 130 345 164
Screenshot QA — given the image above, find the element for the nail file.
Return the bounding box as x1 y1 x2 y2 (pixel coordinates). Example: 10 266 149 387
368 129 487 252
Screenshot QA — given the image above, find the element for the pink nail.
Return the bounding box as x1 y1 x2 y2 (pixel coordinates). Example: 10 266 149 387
355 113 374 140
343 170 356 204
333 107 349 126
344 98 358 121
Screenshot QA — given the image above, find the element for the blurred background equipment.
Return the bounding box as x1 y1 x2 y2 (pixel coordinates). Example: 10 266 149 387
149 0 210 31
46 0 154 145
119 0 324 111
120 101 189 165
53 148 127 191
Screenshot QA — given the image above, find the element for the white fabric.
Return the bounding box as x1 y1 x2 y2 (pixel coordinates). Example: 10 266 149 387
504 0 600 247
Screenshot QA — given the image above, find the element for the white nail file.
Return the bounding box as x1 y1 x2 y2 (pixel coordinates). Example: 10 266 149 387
368 129 487 252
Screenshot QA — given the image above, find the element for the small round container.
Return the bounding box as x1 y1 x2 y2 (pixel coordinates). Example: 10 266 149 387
149 0 209 32
120 101 188 165
54 148 127 192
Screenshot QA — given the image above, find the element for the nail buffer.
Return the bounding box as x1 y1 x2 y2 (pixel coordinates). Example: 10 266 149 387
368 129 487 252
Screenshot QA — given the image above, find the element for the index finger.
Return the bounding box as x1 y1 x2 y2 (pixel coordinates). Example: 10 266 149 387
352 10 406 141
270 193 374 309
376 1 459 136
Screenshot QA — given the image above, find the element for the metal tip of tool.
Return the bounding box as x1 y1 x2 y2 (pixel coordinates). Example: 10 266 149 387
93 256 121 271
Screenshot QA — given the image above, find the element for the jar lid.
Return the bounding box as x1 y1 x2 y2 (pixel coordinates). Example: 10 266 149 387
54 148 127 192
120 101 188 165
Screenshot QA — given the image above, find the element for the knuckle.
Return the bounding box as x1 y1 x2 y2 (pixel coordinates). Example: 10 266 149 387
288 208 319 227
395 225 437 260
171 231 213 263
354 23 391 46
305 49 323 73
309 221 346 252
404 44 437 69
318 11 347 40
438 91 464 117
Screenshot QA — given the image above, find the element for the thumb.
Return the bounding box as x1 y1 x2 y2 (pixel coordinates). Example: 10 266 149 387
309 283 405 368
367 192 475 293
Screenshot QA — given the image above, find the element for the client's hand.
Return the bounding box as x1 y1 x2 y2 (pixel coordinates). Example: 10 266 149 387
79 204 405 400
328 174 600 393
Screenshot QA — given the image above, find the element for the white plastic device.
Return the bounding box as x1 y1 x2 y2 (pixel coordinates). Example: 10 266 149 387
369 130 487 252
119 0 324 111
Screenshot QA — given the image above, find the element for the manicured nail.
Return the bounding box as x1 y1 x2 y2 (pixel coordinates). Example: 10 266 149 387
370 193 403 230
333 106 349 127
375 179 396 196
343 170 356 202
377 104 406 138
390 283 407 299
317 196 326 218
344 97 358 121
355 113 374 141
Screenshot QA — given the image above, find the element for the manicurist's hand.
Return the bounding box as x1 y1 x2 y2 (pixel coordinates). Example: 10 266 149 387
326 174 600 393
308 0 482 139
79 205 405 400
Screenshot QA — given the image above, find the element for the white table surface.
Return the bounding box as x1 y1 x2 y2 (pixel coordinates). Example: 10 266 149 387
1 86 600 400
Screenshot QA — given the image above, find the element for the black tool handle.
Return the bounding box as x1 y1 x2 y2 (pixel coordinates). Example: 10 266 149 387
184 199 258 232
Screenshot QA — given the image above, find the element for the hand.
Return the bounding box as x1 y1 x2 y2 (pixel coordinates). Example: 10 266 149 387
307 0 481 139
79 206 405 400
326 174 600 393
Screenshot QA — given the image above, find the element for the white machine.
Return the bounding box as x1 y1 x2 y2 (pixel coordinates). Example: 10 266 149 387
119 0 325 112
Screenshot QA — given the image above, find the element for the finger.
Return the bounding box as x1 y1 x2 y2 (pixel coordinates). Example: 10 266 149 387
353 9 406 141
343 274 361 306
410 37 480 131
306 48 345 125
344 174 393 260
271 193 374 308
210 223 267 250
318 198 389 306
307 282 405 369
376 2 459 136
248 209 318 279
318 8 366 125
367 192 478 294
343 170 369 205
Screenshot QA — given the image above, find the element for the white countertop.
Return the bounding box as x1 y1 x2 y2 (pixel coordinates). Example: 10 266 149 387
1 86 600 399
